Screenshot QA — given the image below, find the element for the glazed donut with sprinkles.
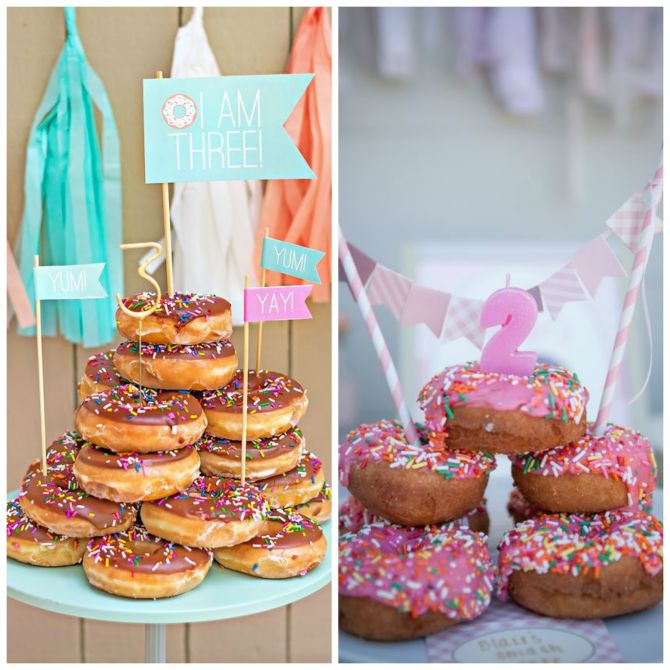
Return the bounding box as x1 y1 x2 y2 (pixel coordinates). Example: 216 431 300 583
339 522 495 640
116 292 232 345
498 511 663 619
199 370 308 440
74 384 207 453
418 362 588 454
339 419 495 526
511 424 657 514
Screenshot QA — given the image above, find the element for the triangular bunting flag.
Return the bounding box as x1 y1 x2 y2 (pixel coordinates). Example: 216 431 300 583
571 234 626 297
366 265 412 319
539 262 588 320
400 284 451 337
442 296 485 349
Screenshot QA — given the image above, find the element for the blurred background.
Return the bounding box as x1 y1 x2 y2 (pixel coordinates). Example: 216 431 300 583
339 8 662 455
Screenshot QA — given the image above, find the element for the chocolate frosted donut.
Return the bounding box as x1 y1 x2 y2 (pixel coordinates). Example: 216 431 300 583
19 432 136 538
340 419 495 526
255 450 325 508
73 442 201 503
84 524 212 598
78 351 126 401
141 476 270 548
214 509 327 579
511 424 657 514
113 340 237 391
339 522 495 640
289 481 332 524
74 384 207 453
7 499 87 567
196 428 304 481
116 292 232 345
498 511 663 619
418 362 588 454
199 370 308 440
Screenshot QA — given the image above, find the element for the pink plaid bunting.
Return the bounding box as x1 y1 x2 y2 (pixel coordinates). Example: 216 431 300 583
400 284 451 337
539 262 588 320
571 233 626 297
442 296 485 349
366 265 412 319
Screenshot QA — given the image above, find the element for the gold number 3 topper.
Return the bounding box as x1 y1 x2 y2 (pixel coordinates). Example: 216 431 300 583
116 242 163 319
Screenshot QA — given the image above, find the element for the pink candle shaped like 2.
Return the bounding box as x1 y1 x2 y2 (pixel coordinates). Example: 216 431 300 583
479 286 538 377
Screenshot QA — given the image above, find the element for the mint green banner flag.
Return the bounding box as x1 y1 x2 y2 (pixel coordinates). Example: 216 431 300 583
261 237 325 284
34 263 107 300
143 74 315 183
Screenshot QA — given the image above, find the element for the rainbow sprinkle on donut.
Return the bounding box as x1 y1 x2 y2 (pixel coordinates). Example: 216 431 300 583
339 522 495 619
116 340 235 359
121 292 228 324
418 363 588 436
339 419 496 487
497 511 663 598
511 424 656 511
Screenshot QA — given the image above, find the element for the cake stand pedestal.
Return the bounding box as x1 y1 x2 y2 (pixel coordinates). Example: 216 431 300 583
8 490 331 663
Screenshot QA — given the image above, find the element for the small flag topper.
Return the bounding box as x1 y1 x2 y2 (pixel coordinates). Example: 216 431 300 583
143 74 315 184
260 237 325 284
244 285 313 323
34 263 107 300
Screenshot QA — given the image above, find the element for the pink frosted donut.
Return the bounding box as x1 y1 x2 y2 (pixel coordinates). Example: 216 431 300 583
511 424 657 514
498 511 663 619
339 522 495 640
418 362 588 454
339 419 495 526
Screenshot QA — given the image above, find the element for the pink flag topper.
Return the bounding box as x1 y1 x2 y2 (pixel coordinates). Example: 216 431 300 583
244 285 313 323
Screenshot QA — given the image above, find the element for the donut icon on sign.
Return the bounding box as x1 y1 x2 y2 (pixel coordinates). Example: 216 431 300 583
161 93 197 129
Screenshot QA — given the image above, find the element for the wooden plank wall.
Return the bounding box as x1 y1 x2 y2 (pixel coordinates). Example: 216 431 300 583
7 7 331 663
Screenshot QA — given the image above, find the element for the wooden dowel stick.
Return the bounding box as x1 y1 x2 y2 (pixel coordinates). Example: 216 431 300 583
255 227 269 371
156 70 174 297
34 255 47 476
241 275 250 486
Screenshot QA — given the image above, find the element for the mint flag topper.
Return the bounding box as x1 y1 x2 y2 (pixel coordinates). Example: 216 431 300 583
244 285 313 323
143 74 315 183
34 263 107 300
261 237 325 284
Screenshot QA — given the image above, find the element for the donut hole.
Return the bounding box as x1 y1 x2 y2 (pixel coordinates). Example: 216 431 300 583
131 540 163 559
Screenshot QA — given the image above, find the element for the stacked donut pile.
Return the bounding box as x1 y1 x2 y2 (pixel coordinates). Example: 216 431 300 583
338 361 663 641
8 292 330 599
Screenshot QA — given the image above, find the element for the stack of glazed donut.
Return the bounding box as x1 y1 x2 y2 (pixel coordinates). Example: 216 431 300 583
339 360 663 641
8 292 330 599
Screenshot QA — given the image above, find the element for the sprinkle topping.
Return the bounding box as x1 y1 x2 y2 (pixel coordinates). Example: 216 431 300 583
511 424 657 510
418 363 588 434
84 351 123 389
76 442 196 473
246 509 322 551
196 428 303 461
149 476 270 523
497 511 664 598
115 339 235 360
255 450 322 491
7 499 70 545
200 370 305 415
80 384 203 426
339 419 496 486
339 522 495 619
120 292 230 324
86 524 211 574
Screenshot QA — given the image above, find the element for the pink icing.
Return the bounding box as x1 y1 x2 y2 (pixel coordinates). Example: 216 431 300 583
339 522 495 619
507 486 540 521
418 363 588 435
497 511 663 598
511 424 657 511
338 419 496 487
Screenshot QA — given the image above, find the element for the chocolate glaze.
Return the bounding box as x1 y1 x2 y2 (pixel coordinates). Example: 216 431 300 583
7 499 68 544
84 351 124 388
256 451 322 491
20 433 134 531
147 476 269 522
86 524 211 574
247 509 322 550
199 370 304 414
77 442 195 471
80 384 204 426
120 292 230 328
115 340 235 360
196 428 303 461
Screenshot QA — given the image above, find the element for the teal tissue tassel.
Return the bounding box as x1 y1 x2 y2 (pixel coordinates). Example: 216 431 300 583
15 7 123 347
